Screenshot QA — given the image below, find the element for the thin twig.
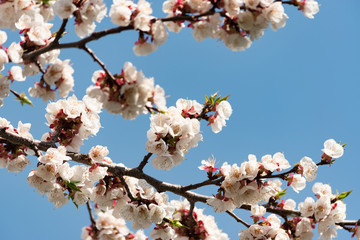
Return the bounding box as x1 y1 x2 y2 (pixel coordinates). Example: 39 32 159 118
81 45 116 82
258 165 299 180
335 219 360 232
259 159 331 180
54 19 69 43
278 0 297 6
182 177 224 191
86 201 97 227
336 219 360 227
226 211 251 228
118 174 136 202
137 152 152 171
33 60 45 74
158 8 216 23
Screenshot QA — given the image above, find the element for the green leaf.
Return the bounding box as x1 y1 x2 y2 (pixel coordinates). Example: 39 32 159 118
277 188 287 198
64 180 82 192
338 190 352 200
13 91 33 106
70 180 81 184
220 95 230 102
20 96 33 106
69 195 79 210
170 220 187 229
68 183 81 192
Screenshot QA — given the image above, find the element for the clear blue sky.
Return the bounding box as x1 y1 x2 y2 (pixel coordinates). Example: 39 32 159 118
0 1 359 239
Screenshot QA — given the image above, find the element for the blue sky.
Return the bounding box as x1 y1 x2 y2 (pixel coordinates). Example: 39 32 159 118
0 1 359 239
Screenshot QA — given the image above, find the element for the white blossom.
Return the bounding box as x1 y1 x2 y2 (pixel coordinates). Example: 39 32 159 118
109 4 132 26
251 205 266 217
298 197 315 217
290 174 306 193
0 49 8 71
53 0 77 19
89 145 109 163
0 30 7 45
10 66 25 81
47 183 69 208
0 76 10 98
300 156 318 181
315 196 332 221
322 139 344 159
39 146 71 165
300 0 319 19
7 155 30 172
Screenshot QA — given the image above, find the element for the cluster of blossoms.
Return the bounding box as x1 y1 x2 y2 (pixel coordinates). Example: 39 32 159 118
114 178 176 230
146 99 203 170
43 95 102 152
29 58 75 101
86 161 133 217
204 139 344 213
237 182 348 240
27 146 109 208
207 99 233 133
109 0 168 56
0 11 75 102
0 0 321 108
86 62 166 119
206 153 290 212
53 0 107 38
0 117 32 172
0 0 53 30
296 183 346 239
14 12 76 101
162 0 320 52
150 199 229 240
81 210 148 240
0 29 34 106
238 213 290 240
84 165 228 239
146 97 232 170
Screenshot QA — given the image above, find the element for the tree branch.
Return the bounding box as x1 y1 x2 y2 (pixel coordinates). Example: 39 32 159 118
0 127 41 156
21 10 221 62
1 126 357 229
22 25 134 62
136 152 152 171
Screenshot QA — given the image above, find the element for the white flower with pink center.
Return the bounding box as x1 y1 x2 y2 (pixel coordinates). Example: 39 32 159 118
300 156 318 182
298 197 315 217
39 146 71 165
322 139 344 159
89 145 109 163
